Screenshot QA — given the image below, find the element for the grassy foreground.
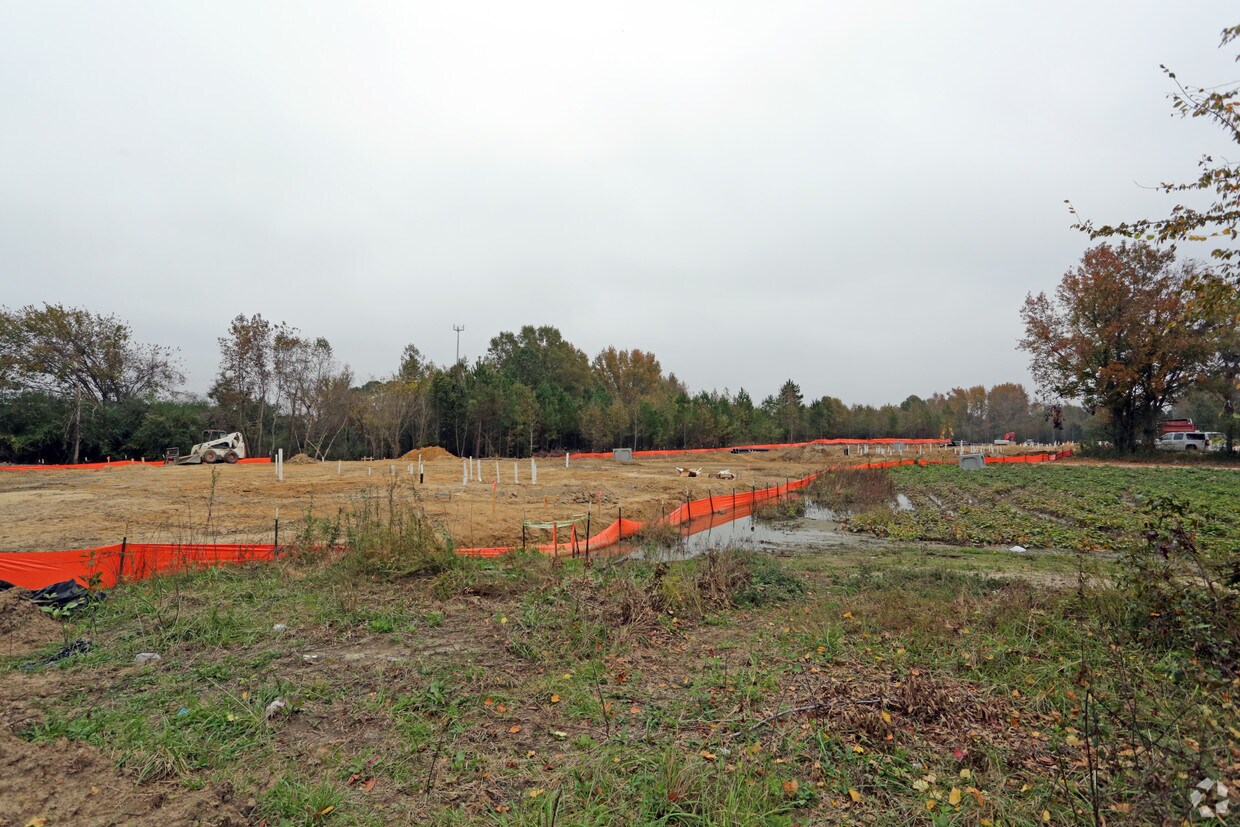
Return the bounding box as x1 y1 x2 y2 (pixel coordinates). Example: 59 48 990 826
3 482 1237 825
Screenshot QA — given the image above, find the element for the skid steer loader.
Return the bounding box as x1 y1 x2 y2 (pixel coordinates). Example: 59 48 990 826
165 431 248 465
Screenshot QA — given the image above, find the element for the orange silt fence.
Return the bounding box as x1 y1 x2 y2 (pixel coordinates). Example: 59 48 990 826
0 450 1072 589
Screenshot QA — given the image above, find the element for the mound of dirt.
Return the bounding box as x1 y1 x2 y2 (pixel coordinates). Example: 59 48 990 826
0 589 62 656
778 445 831 462
286 453 318 465
400 446 457 461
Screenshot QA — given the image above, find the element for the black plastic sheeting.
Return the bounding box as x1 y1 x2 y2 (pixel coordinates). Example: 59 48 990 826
1 577 98 609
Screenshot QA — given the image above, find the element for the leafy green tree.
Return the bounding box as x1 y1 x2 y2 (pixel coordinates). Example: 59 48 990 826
0 303 182 402
591 347 663 449
775 379 804 441
1020 243 1212 451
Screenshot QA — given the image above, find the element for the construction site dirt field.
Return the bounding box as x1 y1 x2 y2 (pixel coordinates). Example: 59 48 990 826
0 445 1005 553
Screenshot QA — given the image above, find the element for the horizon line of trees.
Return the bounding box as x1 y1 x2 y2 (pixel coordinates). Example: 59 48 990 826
2 307 1101 464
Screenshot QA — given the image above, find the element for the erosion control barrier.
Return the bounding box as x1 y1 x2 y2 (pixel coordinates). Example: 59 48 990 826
0 450 1071 587
0 457 273 471
0 542 284 590
569 437 947 460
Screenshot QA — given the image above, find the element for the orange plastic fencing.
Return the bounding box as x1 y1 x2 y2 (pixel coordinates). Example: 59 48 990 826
0 457 273 471
0 450 1071 589
0 542 283 589
569 437 948 460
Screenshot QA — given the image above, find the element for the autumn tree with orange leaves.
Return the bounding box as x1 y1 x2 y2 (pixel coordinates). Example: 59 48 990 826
1019 243 1212 452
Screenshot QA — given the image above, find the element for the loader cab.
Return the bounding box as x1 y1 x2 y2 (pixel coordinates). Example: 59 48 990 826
203 429 229 442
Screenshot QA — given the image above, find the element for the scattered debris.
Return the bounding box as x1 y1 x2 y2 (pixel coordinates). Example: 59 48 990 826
20 640 96 671
134 652 161 665
713 470 736 480
272 623 288 633
264 697 290 720
1009 545 1027 553
676 467 704 478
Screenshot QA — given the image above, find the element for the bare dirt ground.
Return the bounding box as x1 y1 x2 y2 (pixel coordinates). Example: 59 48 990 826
0 446 981 553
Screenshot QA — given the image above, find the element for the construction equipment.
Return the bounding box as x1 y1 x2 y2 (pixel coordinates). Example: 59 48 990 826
165 431 248 465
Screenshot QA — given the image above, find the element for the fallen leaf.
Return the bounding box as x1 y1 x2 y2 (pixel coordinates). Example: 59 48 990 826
318 805 335 816
495 804 510 813
496 703 508 713
912 779 930 792
1042 810 1051 822
362 778 376 794
550 694 560 704
528 788 544 798
926 799 937 810
842 612 853 619
509 724 522 734
25 819 48 827
948 787 962 806
484 697 494 706
782 779 799 797
699 750 716 761
880 711 892 724
848 788 861 803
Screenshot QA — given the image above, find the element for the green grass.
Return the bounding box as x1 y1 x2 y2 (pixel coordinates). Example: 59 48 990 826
3 474 1234 825
844 463 1240 556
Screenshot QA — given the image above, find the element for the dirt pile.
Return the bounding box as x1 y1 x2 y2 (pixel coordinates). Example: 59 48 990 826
400 446 457 461
286 453 318 465
778 445 832 462
0 589 61 656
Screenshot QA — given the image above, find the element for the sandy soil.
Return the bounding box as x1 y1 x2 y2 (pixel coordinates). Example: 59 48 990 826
0 446 978 552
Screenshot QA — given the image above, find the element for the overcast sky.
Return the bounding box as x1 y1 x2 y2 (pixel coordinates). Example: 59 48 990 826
2 2 1236 406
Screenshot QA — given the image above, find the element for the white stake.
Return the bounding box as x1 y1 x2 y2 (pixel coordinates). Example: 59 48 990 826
462 459 468 486
531 456 538 485
337 459 342 476
495 459 500 482
514 461 519 484
277 448 284 482
565 451 570 469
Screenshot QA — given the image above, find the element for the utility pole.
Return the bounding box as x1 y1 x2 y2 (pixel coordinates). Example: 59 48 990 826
453 324 465 364
72 383 82 465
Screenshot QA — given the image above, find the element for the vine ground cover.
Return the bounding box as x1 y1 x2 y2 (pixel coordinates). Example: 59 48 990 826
844 463 1240 557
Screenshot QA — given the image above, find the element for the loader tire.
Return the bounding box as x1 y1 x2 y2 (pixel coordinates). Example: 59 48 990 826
224 451 239 464
202 449 218 463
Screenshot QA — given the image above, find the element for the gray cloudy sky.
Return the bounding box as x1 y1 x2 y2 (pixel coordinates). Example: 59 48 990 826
2 2 1236 405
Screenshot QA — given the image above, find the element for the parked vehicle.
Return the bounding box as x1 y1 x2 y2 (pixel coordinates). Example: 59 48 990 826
1204 432 1227 453
1155 431 1211 452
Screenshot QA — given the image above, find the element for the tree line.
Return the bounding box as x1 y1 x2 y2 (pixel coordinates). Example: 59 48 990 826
1 307 1093 464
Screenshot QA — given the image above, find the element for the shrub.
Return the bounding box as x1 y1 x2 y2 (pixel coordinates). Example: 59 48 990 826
808 469 895 515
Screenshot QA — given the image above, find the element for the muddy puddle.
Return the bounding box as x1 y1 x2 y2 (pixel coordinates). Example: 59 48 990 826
607 501 885 561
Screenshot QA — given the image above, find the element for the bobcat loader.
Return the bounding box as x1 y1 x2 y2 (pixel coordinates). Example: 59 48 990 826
165 431 248 465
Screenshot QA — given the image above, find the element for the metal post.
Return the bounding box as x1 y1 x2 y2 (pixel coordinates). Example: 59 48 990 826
118 536 127 584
